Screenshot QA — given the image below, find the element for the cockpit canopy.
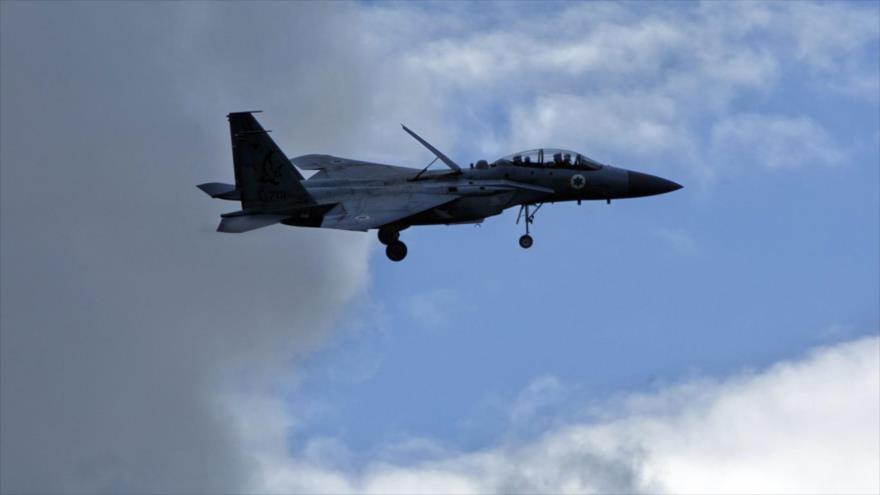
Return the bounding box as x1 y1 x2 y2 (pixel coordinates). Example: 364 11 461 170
491 148 603 170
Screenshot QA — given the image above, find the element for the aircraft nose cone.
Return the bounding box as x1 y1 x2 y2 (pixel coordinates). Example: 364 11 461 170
627 171 683 197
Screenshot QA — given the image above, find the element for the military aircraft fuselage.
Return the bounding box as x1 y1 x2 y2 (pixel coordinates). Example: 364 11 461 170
199 112 682 261
293 154 679 229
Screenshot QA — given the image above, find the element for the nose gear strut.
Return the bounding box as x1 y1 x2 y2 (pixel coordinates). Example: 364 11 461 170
516 203 543 249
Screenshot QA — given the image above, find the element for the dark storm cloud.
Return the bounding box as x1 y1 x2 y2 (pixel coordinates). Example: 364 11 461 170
1 3 372 493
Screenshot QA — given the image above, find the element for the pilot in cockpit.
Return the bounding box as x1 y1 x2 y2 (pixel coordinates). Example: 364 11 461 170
553 152 563 166
563 153 572 165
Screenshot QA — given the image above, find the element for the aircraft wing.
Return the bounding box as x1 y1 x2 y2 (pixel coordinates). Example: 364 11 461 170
291 154 413 180
321 193 457 231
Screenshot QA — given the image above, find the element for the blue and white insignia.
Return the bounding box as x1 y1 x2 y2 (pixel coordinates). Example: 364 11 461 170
570 174 586 190
354 214 371 222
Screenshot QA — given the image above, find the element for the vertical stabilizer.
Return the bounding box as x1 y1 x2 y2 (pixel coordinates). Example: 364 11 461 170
228 111 313 211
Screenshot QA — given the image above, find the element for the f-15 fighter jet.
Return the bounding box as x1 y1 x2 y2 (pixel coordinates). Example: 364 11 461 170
199 111 682 261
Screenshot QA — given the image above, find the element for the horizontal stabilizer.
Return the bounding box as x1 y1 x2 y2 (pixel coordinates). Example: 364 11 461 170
197 182 241 200
217 214 288 233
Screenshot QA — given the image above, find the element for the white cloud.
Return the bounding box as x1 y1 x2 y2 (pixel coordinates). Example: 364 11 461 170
385 1 876 181
508 374 569 426
711 113 845 170
506 92 698 167
784 2 879 74
240 335 880 494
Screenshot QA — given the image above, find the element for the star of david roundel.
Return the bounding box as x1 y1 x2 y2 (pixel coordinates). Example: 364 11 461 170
570 174 586 190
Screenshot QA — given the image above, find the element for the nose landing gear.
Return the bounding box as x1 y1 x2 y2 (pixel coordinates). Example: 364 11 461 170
516 203 542 249
378 227 407 261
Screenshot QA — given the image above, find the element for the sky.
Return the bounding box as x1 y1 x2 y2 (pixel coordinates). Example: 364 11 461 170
0 1 878 494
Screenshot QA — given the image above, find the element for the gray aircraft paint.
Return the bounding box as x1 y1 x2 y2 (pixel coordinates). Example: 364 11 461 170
199 112 681 261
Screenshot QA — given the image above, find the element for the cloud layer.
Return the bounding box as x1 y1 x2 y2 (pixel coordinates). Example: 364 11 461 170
1 2 877 493
0 3 376 492
397 2 877 181
246 336 880 494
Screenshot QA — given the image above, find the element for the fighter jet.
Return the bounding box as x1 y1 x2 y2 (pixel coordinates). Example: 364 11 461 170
198 111 682 261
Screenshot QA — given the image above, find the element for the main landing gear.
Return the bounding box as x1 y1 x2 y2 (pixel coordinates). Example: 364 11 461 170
378 226 407 262
516 203 542 249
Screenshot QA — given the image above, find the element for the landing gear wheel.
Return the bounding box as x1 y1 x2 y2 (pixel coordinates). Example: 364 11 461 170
378 228 399 245
386 241 408 261
519 234 533 249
